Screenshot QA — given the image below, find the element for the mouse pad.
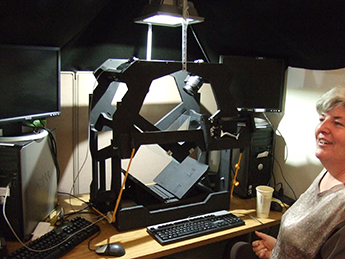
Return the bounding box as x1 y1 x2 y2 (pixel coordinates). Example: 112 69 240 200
154 156 209 199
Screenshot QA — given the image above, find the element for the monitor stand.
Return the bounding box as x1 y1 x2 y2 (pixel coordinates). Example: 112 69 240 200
0 124 48 143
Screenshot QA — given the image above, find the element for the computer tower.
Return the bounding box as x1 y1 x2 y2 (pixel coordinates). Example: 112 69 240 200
0 133 58 241
232 124 274 198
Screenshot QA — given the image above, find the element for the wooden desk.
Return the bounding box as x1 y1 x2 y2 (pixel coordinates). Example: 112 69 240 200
7 194 282 259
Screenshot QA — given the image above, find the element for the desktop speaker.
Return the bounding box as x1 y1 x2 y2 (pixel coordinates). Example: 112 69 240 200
232 124 274 198
0 132 58 241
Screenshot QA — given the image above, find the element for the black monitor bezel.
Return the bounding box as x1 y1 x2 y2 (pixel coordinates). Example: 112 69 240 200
220 55 286 113
0 44 61 128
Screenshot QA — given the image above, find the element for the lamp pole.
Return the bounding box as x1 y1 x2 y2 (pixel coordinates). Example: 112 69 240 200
146 23 152 60
182 0 188 71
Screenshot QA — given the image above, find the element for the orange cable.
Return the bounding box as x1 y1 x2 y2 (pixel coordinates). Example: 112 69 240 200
91 206 108 221
111 148 136 223
230 152 243 198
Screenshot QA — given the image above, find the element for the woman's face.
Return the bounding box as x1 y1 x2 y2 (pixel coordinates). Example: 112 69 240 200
315 105 345 169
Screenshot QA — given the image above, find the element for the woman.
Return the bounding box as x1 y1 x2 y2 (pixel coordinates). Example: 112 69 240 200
231 85 345 259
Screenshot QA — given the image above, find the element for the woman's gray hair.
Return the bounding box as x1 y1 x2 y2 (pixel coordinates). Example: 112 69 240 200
316 85 345 114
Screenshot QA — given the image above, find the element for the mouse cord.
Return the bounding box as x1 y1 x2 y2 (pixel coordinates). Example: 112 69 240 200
87 228 102 251
233 213 271 233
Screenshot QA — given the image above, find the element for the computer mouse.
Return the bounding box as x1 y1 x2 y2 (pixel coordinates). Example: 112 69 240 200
95 243 126 257
270 201 283 212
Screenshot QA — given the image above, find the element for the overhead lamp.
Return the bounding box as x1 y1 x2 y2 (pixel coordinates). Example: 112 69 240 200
135 0 204 70
135 0 204 27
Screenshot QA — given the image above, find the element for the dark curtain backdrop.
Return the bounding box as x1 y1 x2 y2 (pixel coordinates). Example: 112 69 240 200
1 0 345 71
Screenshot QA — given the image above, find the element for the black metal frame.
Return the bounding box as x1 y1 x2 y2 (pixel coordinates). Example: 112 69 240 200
89 59 254 231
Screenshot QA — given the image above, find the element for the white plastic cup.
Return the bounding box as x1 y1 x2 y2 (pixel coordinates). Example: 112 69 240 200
256 185 274 218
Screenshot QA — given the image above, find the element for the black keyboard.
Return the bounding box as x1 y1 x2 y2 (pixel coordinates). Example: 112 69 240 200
5 216 100 259
146 210 245 245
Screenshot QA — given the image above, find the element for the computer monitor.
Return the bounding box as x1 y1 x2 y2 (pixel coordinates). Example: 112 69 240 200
0 45 61 136
219 55 286 113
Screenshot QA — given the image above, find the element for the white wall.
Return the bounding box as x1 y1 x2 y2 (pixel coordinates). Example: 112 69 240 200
46 72 75 194
267 67 345 199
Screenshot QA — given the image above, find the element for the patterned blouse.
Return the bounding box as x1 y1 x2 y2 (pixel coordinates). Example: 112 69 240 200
270 169 345 259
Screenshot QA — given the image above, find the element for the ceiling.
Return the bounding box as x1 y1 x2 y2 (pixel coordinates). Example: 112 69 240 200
1 0 345 71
